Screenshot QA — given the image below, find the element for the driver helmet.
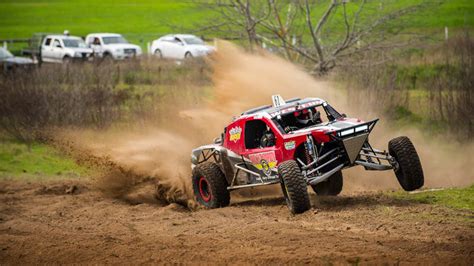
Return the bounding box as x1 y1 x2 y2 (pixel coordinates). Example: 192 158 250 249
295 109 311 125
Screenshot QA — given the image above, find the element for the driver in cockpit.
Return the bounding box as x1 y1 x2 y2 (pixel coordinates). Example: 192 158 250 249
295 108 322 127
260 126 275 148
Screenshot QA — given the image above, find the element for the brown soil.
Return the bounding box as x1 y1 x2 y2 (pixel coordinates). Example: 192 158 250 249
1 179 473 265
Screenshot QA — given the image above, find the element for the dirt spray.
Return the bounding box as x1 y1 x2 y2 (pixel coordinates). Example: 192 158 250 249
58 41 474 207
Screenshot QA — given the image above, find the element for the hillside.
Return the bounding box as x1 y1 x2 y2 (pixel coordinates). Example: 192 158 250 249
0 0 472 49
0 0 207 49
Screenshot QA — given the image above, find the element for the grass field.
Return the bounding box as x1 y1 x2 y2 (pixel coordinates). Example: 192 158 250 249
0 138 89 180
0 0 472 52
0 0 208 51
391 186 474 211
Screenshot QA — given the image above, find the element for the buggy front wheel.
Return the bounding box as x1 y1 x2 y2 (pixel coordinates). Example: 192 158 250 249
389 136 424 191
278 160 311 214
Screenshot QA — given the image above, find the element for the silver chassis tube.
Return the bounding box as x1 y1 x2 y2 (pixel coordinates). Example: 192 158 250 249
307 163 345 185
227 162 278 190
227 180 280 191
302 143 398 186
360 153 392 161
306 155 341 176
300 148 338 170
356 147 398 171
355 160 393 170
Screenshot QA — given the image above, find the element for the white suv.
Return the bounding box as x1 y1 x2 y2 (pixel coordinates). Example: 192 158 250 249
85 33 142 60
41 35 93 63
150 34 214 59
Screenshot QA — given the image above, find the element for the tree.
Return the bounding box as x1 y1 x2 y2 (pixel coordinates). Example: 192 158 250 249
192 0 436 75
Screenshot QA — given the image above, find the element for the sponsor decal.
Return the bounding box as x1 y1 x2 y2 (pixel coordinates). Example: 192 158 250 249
284 140 296 150
229 126 242 142
249 151 277 176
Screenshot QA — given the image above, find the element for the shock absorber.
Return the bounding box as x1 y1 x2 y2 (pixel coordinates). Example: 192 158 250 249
305 149 311 165
304 134 317 165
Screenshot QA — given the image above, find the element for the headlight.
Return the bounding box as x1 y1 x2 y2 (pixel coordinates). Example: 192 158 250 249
74 52 82 57
340 125 368 137
115 48 123 53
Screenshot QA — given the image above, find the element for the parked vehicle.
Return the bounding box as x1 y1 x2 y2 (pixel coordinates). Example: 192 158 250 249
85 33 142 60
40 35 93 63
151 34 214 59
191 95 424 214
0 47 36 71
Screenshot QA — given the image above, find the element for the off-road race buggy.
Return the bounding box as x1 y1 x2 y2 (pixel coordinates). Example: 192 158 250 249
191 95 424 214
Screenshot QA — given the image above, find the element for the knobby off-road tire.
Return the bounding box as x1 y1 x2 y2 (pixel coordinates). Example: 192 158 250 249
278 160 311 214
311 170 343 196
192 162 230 208
389 136 424 191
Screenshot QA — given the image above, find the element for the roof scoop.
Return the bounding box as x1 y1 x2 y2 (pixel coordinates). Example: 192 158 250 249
272 95 286 108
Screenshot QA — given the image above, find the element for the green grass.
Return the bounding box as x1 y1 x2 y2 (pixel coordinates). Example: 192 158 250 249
390 185 474 211
0 138 89 180
0 0 210 52
0 0 472 52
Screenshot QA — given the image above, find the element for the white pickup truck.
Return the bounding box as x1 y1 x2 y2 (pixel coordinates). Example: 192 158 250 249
40 35 93 63
85 33 142 60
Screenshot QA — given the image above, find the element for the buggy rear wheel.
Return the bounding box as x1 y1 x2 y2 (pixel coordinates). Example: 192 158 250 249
311 170 343 196
192 162 230 208
278 160 311 214
389 136 424 191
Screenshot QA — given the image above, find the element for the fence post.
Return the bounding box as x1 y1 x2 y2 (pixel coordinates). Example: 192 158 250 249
147 42 151 55
3 41 6 49
445 26 449 41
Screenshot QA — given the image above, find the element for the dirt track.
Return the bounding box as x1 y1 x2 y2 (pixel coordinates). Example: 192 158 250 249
0 179 473 265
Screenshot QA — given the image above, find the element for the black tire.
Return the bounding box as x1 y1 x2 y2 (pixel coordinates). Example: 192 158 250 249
102 53 113 63
389 136 424 191
192 162 230 208
311 170 343 196
278 160 311 214
63 56 71 64
154 49 162 58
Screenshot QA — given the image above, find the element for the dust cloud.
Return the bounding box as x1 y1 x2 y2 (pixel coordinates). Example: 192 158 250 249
209 41 474 190
58 41 473 207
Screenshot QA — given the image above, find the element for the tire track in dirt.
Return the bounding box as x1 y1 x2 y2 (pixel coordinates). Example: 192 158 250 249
0 180 472 264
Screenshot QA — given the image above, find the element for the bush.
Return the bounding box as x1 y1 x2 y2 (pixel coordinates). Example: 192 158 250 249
0 58 210 145
339 33 474 140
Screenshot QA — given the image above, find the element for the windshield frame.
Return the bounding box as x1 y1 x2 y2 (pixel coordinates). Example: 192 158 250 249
182 36 204 45
102 36 129 45
62 38 87 48
271 103 342 134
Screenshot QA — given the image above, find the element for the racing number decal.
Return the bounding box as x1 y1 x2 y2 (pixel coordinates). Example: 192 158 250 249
249 151 277 176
